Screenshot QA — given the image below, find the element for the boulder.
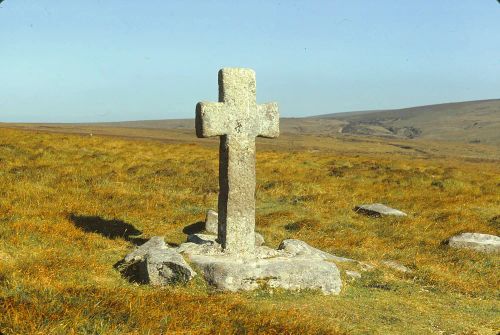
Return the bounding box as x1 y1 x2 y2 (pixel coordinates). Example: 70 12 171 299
445 233 500 253
204 209 218 234
119 236 196 285
354 203 407 217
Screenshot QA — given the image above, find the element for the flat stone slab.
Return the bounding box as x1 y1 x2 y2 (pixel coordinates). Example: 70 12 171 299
189 253 342 294
118 237 196 285
354 203 407 217
446 233 500 253
178 238 343 295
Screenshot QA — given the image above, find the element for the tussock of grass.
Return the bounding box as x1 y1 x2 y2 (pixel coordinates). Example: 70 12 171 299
0 128 499 334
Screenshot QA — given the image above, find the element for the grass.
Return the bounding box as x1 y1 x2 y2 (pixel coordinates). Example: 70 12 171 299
0 127 499 334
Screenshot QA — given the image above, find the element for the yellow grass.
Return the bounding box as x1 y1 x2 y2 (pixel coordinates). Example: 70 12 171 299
0 127 499 334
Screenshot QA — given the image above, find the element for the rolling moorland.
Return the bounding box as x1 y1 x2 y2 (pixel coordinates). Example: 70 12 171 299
0 99 499 334
9 99 498 146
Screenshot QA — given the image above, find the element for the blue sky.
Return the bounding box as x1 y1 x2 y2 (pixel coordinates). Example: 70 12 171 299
0 1 499 122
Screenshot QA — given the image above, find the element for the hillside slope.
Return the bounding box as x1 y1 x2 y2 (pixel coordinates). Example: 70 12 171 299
311 99 500 144
76 99 500 144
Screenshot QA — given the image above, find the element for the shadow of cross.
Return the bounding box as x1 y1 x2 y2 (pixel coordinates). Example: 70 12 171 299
196 68 279 253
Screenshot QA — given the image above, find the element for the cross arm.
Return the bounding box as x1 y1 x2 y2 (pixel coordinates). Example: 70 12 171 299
257 102 279 138
196 102 229 138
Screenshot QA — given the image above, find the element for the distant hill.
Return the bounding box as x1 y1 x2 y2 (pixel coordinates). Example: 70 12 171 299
95 99 500 144
5 99 499 145
307 99 500 144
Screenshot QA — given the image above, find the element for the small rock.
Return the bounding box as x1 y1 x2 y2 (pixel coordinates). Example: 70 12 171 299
345 270 362 279
119 236 196 285
205 209 218 234
354 203 407 217
381 260 412 273
445 233 500 253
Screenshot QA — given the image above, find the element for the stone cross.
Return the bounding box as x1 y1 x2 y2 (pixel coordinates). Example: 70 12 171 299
196 68 279 253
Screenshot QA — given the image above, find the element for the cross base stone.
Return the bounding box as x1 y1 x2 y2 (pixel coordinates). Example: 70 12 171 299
178 236 342 295
189 254 342 294
118 235 344 295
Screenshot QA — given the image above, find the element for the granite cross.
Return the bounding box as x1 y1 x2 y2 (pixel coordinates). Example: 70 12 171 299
196 68 279 253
